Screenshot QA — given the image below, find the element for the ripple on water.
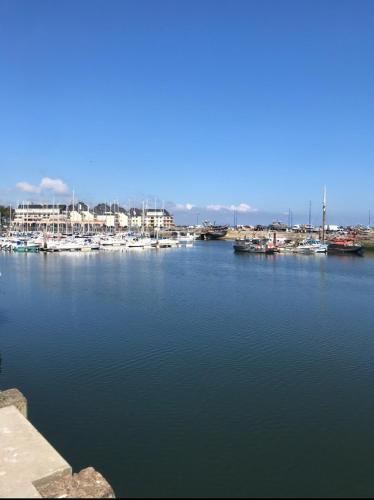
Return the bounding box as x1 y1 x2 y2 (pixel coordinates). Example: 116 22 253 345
1 244 374 497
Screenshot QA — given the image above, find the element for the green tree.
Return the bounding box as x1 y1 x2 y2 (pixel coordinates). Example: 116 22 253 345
0 205 11 223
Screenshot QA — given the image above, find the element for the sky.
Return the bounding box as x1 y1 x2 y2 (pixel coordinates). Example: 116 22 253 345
0 0 373 225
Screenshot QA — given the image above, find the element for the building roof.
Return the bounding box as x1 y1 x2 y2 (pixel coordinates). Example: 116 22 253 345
146 209 171 216
17 204 67 210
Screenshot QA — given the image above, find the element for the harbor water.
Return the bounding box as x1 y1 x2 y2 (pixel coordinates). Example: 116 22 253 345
1 241 374 498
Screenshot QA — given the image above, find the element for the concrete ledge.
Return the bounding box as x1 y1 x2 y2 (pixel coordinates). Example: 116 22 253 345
0 389 28 418
0 406 71 498
0 390 115 499
36 467 116 498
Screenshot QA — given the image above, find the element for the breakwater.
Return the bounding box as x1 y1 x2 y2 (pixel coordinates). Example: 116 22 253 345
221 229 374 250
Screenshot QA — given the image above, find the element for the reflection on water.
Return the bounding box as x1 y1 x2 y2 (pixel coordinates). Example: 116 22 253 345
1 242 374 498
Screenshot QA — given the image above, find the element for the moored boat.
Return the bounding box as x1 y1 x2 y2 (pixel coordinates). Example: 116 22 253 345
12 240 40 253
171 231 196 244
204 225 229 240
295 239 328 254
328 238 363 255
233 238 276 254
152 238 180 248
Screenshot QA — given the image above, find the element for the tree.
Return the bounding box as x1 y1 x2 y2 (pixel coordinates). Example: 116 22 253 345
0 206 11 218
93 203 111 215
0 205 11 228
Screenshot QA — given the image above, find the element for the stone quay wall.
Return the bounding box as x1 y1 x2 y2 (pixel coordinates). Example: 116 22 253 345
0 389 115 499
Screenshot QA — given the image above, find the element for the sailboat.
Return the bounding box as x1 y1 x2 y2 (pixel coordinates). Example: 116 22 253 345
323 186 363 255
294 199 327 254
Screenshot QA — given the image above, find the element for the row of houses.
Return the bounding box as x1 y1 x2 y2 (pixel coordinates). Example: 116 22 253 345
13 204 174 230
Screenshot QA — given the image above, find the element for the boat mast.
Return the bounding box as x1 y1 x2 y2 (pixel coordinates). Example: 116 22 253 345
322 186 327 244
142 200 145 235
308 200 312 238
72 189 75 234
52 197 55 235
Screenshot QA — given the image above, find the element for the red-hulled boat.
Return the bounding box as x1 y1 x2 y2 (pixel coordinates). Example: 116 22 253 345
328 237 363 255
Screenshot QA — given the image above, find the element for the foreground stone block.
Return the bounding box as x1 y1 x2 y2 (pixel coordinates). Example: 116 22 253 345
0 406 71 498
0 390 115 498
36 467 116 498
0 389 28 418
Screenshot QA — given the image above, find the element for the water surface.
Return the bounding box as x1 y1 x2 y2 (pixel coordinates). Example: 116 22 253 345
1 242 374 498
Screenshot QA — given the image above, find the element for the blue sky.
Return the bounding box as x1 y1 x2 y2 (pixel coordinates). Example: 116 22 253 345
0 0 373 225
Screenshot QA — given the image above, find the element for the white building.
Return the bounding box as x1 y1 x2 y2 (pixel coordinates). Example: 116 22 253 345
105 215 115 228
82 211 95 223
144 209 174 229
128 208 143 229
117 212 129 228
69 211 82 223
12 203 174 232
13 204 66 229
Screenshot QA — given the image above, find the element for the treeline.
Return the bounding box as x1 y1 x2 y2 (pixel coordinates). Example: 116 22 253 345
0 206 11 219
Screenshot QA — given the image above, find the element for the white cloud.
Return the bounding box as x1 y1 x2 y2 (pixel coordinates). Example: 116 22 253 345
206 203 257 213
16 182 41 194
231 203 258 213
39 177 69 194
170 202 258 214
206 204 223 211
16 178 69 196
174 203 194 211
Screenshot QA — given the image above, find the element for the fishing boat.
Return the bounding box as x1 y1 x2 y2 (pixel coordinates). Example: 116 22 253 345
295 239 328 254
12 240 40 253
233 238 276 254
328 238 363 255
204 225 229 240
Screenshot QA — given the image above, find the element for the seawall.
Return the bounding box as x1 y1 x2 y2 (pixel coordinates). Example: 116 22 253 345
221 229 374 249
0 389 115 499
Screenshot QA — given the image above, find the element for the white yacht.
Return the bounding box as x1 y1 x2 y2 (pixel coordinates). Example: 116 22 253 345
295 239 328 254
